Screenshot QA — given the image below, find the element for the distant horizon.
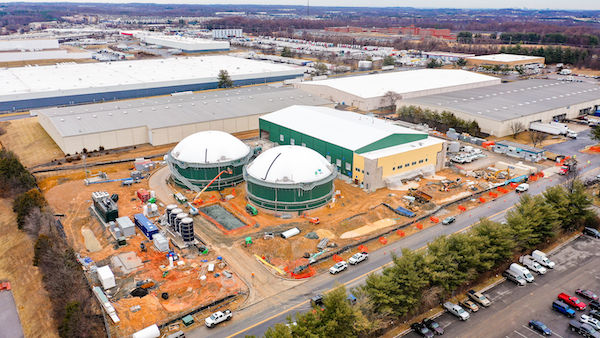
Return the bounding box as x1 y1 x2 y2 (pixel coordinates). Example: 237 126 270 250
1 1 600 11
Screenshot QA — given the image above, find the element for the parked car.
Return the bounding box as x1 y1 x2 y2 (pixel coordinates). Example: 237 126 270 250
577 289 600 301
516 183 529 193
422 318 444 335
559 293 587 311
442 216 456 225
552 300 576 318
528 320 552 336
467 290 491 307
583 227 600 239
581 314 600 330
590 300 600 311
460 299 480 312
589 310 600 321
411 322 434 338
569 319 600 337
329 261 348 274
503 269 527 286
348 252 368 265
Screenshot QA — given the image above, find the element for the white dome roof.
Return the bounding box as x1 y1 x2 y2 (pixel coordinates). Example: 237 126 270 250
171 131 250 164
247 146 334 184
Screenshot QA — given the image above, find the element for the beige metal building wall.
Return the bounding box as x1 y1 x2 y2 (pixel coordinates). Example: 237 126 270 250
396 98 600 137
466 56 545 67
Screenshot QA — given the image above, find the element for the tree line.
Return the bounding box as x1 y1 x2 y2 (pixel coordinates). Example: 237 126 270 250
396 105 481 136
1 150 105 338
247 176 598 338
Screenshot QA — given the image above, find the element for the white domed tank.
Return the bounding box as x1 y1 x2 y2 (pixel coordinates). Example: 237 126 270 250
244 145 337 212
165 131 252 191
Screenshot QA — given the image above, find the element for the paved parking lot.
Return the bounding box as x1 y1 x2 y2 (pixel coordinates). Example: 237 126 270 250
406 234 600 338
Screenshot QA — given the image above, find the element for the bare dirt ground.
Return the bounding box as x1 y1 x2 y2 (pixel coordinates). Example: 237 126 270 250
488 130 568 149
0 199 59 338
41 169 248 337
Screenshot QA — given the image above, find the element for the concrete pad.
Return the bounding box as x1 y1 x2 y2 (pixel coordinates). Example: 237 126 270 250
81 228 102 252
0 290 25 338
117 252 143 271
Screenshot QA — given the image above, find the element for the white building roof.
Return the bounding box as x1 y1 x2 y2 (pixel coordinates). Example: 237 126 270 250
297 69 498 99
467 54 544 63
142 35 230 50
246 145 333 184
171 131 250 164
360 136 446 160
260 106 425 151
0 55 304 100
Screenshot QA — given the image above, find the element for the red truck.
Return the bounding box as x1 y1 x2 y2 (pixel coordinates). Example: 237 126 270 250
558 292 586 311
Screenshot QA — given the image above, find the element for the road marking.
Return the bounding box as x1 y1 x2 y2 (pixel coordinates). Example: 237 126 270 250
513 330 529 338
552 331 564 338
522 325 546 337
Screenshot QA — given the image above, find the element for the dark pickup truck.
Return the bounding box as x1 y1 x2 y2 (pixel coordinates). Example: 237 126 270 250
569 320 600 337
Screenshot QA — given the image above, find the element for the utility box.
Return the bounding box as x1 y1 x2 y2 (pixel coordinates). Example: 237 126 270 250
153 234 170 252
97 265 116 290
134 213 159 240
92 191 119 223
137 189 150 203
182 315 195 327
115 216 136 237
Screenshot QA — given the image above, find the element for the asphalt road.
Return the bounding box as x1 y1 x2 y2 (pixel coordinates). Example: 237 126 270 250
0 113 30 122
183 131 600 338
405 234 600 338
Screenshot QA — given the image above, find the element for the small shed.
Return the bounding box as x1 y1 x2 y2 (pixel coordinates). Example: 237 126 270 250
97 265 116 290
182 315 195 327
115 216 136 237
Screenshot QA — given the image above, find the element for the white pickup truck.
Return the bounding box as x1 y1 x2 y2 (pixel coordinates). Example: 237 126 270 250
205 310 232 328
519 255 547 274
443 302 470 321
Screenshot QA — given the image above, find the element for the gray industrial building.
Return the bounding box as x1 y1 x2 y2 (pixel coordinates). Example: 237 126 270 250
36 86 333 154
397 80 600 137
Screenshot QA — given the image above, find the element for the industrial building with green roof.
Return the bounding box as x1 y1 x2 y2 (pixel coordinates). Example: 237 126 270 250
259 106 447 191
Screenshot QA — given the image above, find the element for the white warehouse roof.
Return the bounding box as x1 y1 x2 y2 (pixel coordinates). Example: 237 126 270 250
141 35 230 51
171 131 250 164
246 145 333 184
467 54 544 63
261 106 426 151
0 55 304 104
296 69 499 99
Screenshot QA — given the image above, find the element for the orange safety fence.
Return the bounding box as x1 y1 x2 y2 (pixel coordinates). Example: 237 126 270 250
291 266 316 279
509 182 519 188
332 254 344 262
379 237 388 244
458 205 466 211
397 230 405 237
358 245 369 252
590 146 600 152
498 187 508 194
415 223 423 230
529 175 538 181
489 192 498 198
430 216 439 223
482 141 495 148
479 197 486 203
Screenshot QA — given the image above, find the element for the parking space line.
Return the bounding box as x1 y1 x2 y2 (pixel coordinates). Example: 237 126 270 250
513 330 528 338
552 332 564 338
522 325 545 337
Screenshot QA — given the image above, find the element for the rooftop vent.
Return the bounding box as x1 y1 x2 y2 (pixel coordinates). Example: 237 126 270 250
93 115 97 118
77 116 81 120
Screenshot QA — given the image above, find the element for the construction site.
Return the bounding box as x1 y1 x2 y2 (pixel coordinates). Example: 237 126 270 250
1 82 589 337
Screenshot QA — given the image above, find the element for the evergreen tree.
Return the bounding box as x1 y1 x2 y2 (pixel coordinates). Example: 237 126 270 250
217 69 233 88
383 56 395 66
472 218 514 267
281 47 292 58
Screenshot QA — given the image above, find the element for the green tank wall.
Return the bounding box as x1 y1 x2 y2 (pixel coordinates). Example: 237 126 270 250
246 180 335 211
172 163 245 191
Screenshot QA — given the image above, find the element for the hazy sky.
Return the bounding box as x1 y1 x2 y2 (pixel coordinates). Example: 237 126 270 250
6 0 600 10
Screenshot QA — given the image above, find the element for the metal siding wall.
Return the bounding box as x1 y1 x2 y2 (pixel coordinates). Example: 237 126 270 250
132 127 149 145
235 116 249 131
209 120 224 131
1 74 301 112
182 124 196 138
168 126 184 144
223 118 236 133
116 129 134 147
195 122 211 132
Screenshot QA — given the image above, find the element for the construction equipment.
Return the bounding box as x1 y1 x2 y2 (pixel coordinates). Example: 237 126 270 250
245 204 258 216
407 188 432 203
309 217 320 225
488 169 510 180
191 168 233 204
559 157 577 175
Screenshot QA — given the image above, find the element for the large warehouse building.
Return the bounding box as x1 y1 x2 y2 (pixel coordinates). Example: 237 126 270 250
36 86 332 154
294 69 500 111
0 55 305 112
140 35 230 52
466 54 545 68
259 106 447 191
397 79 600 137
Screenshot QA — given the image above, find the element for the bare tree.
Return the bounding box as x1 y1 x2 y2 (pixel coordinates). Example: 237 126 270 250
528 131 548 147
380 91 401 112
509 122 526 138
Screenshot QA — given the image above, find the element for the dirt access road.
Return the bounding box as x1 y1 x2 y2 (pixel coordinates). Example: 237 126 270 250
148 166 304 307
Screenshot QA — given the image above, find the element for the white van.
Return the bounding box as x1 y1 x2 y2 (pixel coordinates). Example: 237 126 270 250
509 263 534 283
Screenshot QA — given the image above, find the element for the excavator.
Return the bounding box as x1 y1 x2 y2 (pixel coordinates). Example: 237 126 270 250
559 157 577 175
192 168 233 205
487 168 510 181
